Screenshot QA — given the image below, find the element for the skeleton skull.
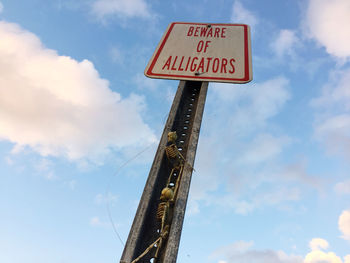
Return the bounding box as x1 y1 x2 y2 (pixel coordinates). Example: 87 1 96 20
167 131 177 143
160 187 174 201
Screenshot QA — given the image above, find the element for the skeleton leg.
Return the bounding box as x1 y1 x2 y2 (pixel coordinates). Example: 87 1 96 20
153 226 169 262
153 237 164 262
166 167 176 186
154 203 169 262
172 165 184 201
160 202 169 233
131 237 161 263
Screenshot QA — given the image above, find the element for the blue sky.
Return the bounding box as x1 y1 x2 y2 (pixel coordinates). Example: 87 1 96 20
0 0 350 262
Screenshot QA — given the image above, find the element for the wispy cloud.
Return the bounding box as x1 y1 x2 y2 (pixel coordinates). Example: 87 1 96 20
210 240 302 263
311 68 350 110
34 158 57 180
0 21 156 163
235 133 292 165
90 216 108 227
230 1 258 29
280 161 323 191
212 77 291 134
65 180 77 190
314 114 350 158
334 180 350 195
207 187 300 215
270 29 300 58
189 77 301 214
94 192 118 205
311 68 350 162
91 0 153 21
109 46 124 64
189 75 325 215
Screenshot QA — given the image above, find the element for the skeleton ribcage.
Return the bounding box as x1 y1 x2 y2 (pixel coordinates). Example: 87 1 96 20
165 144 177 159
157 201 168 221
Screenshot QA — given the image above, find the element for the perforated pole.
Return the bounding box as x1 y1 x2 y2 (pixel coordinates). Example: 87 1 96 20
120 81 208 263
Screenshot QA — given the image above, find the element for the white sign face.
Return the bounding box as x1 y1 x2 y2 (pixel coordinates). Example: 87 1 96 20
145 22 252 84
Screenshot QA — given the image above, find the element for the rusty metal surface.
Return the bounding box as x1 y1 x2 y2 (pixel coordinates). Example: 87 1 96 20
120 81 208 263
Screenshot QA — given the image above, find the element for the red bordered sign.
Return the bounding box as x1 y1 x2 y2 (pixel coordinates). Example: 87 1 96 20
145 22 252 84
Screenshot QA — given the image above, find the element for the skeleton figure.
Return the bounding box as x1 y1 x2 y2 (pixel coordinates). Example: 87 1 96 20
154 187 174 260
131 132 189 263
165 131 184 169
165 131 186 199
131 188 174 263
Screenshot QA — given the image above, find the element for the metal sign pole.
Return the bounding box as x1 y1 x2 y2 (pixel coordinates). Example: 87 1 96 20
120 80 208 263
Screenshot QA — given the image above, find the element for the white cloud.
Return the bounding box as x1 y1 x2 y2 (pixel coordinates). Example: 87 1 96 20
304 250 343 263
305 0 350 58
91 0 152 20
0 21 156 162
211 239 349 263
230 1 258 29
338 210 350 240
210 241 303 263
335 180 350 195
271 30 300 58
309 238 329 251
305 238 350 263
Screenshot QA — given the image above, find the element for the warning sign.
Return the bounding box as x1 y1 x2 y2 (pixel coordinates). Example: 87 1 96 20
145 22 252 84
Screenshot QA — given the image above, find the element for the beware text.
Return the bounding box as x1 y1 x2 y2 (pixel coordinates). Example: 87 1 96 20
161 25 236 75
